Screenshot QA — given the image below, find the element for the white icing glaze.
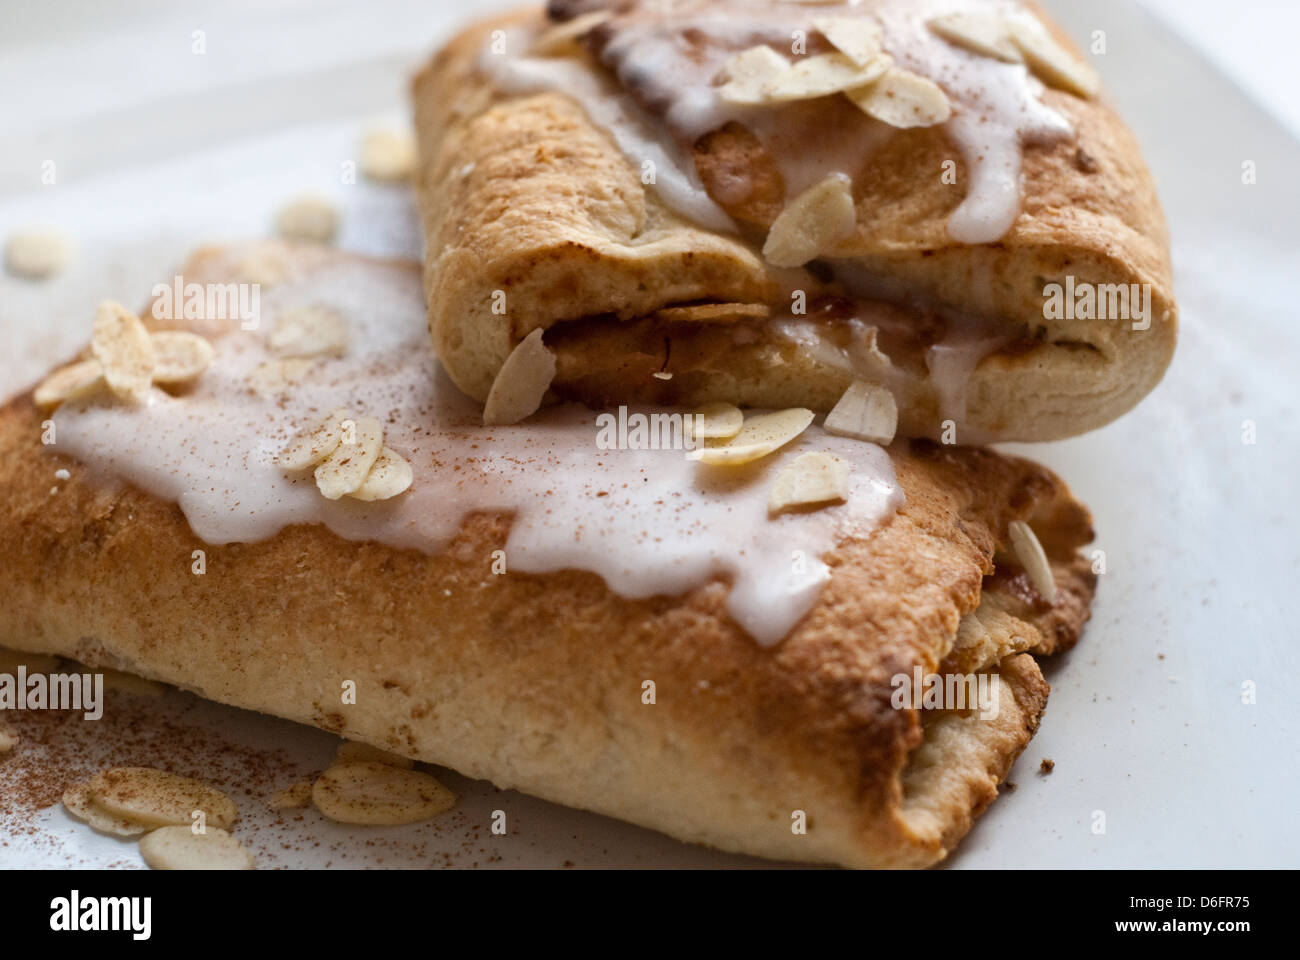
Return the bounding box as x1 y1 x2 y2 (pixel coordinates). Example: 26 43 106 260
50 254 902 646
522 0 1075 243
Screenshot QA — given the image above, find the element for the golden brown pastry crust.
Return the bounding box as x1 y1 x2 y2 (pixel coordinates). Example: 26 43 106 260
413 4 1176 441
0 262 1096 866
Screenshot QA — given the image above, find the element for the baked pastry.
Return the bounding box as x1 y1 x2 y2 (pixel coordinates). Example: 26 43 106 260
413 0 1176 441
0 243 1096 867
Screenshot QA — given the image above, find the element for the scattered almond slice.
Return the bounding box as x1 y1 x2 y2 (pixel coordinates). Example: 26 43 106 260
279 408 350 471
764 51 890 102
1007 20 1100 98
314 415 383 499
717 45 792 105
62 781 149 837
236 251 288 288
652 302 770 324
269 780 314 811
532 10 611 56
34 359 103 410
360 128 418 183
149 331 214 384
247 358 316 398
1008 520 1058 604
824 380 898 444
689 408 814 466
769 451 851 513
268 305 348 358
0 647 63 674
89 767 239 831
762 172 857 268
482 328 556 426
690 402 744 440
335 741 414 769
312 762 456 825
927 12 1023 63
5 229 71 279
0 718 17 753
139 826 255 871
846 66 951 128
276 194 339 244
347 447 413 502
813 16 884 67
92 301 155 402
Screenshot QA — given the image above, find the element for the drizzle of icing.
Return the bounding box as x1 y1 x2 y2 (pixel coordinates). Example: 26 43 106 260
49 253 902 646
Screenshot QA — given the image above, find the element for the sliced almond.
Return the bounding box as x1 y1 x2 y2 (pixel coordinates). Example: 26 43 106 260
311 762 456 826
335 741 414 769
532 10 612 57
89 767 239 831
139 826 255 871
769 451 851 513
360 128 418 183
247 357 316 398
824 380 897 444
269 780 314 811
652 302 770 324
236 251 288 288
928 12 1023 63
279 408 350 470
812 17 884 67
482 328 556 426
5 229 71 279
276 194 338 245
347 447 413 502
762 173 857 268
689 408 814 466
691 402 744 440
314 415 383 499
34 359 103 410
149 331 214 384
847 67 951 128
1008 520 1058 604
92 301 155 402
1007 20 1100 98
268 305 348 358
763 51 890 102
717 45 792 105
62 780 149 837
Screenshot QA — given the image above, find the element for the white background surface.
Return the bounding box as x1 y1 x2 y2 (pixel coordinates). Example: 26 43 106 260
0 0 1296 868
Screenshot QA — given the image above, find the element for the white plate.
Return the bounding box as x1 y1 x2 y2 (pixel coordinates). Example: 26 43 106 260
1 0 1296 868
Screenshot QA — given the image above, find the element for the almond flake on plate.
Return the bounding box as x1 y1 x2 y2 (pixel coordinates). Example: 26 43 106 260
717 45 792 105
89 766 239 831
812 16 884 67
482 328 556 426
763 51 890 102
248 358 316 398
1007 20 1099 98
927 12 1023 63
846 67 951 128
1008 520 1058 603
149 331 214 384
314 415 383 499
92 301 155 402
139 826 255 871
311 762 457 826
335 741 414 769
769 451 851 513
360 128 418 183
689 408 815 466
34 359 103 409
348 447 413 502
279 408 350 470
5 229 71 279
62 781 150 837
691 402 744 440
532 10 612 56
762 172 857 268
276 194 339 245
268 305 348 358
824 380 897 444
